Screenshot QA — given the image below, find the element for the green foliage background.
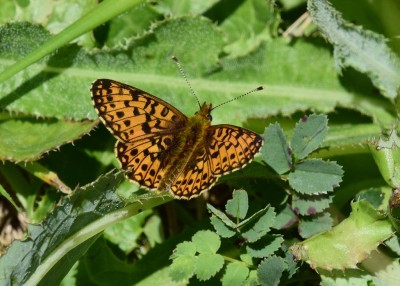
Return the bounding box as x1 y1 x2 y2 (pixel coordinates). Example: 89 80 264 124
0 0 400 285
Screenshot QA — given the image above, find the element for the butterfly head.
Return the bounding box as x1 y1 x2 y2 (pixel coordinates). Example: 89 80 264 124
195 102 213 122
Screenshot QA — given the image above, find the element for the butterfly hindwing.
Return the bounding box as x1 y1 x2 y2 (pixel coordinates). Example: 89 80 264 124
207 125 263 175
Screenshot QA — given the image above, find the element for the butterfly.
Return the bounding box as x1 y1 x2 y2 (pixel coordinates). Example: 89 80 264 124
90 78 263 199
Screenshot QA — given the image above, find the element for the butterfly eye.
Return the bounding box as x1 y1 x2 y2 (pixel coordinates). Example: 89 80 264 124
208 114 212 121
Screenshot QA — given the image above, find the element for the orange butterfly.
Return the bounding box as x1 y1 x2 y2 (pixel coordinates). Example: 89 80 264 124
91 74 263 199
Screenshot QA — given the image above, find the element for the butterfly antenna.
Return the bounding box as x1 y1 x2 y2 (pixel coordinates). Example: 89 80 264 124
172 56 201 108
211 86 264 111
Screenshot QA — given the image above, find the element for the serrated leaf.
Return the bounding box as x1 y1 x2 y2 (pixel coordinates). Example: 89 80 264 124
308 0 400 100
222 262 249 286
0 170 171 285
244 270 259 286
226 189 249 220
195 253 224 281
298 212 333 239
0 117 97 161
171 241 197 258
290 201 394 270
288 159 343 195
192 230 221 254
169 256 196 282
263 123 292 174
210 216 236 238
292 193 333 216
291 114 328 160
273 205 297 230
207 203 237 229
246 235 283 258
257 256 286 286
240 207 276 243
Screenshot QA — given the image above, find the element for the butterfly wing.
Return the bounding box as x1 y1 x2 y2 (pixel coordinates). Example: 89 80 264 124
207 125 263 175
91 79 187 190
116 134 175 190
170 125 263 199
91 79 187 142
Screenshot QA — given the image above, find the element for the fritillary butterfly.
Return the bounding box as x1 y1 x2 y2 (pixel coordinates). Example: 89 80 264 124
91 76 263 199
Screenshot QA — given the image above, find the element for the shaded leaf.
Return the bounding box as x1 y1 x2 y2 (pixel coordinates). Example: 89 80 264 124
288 159 343 195
263 123 292 174
246 235 283 258
291 114 328 160
257 256 285 286
226 189 249 220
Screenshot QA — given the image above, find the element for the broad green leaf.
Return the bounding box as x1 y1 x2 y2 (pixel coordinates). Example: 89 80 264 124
319 269 373 286
292 193 333 216
263 123 292 174
221 262 249 286
288 159 343 195
245 235 283 258
298 212 333 239
152 0 219 16
1 19 396 127
244 270 259 286
290 201 394 270
0 170 172 285
308 0 400 100
226 189 249 220
192 230 221 254
240 207 276 243
257 256 285 286
218 0 279 57
0 115 97 162
291 114 328 159
195 253 224 281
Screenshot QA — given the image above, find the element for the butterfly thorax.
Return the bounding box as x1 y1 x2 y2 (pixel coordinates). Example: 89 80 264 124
157 103 212 194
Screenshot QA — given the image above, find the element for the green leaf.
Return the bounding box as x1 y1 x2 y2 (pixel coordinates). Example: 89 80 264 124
257 256 286 286
273 205 297 230
246 235 283 258
222 262 250 286
210 216 236 238
291 114 328 160
152 0 219 16
368 129 400 188
298 212 333 239
169 256 196 282
103 209 153 253
226 189 249 220
219 0 279 57
207 203 237 229
192 230 221 254
244 270 259 286
171 241 197 258
290 201 394 270
308 0 400 100
0 116 97 161
288 159 344 195
0 170 172 285
240 206 276 243
195 253 224 281
263 123 292 174
292 193 333 216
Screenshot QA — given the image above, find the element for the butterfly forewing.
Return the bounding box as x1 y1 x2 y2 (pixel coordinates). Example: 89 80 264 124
91 79 187 142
